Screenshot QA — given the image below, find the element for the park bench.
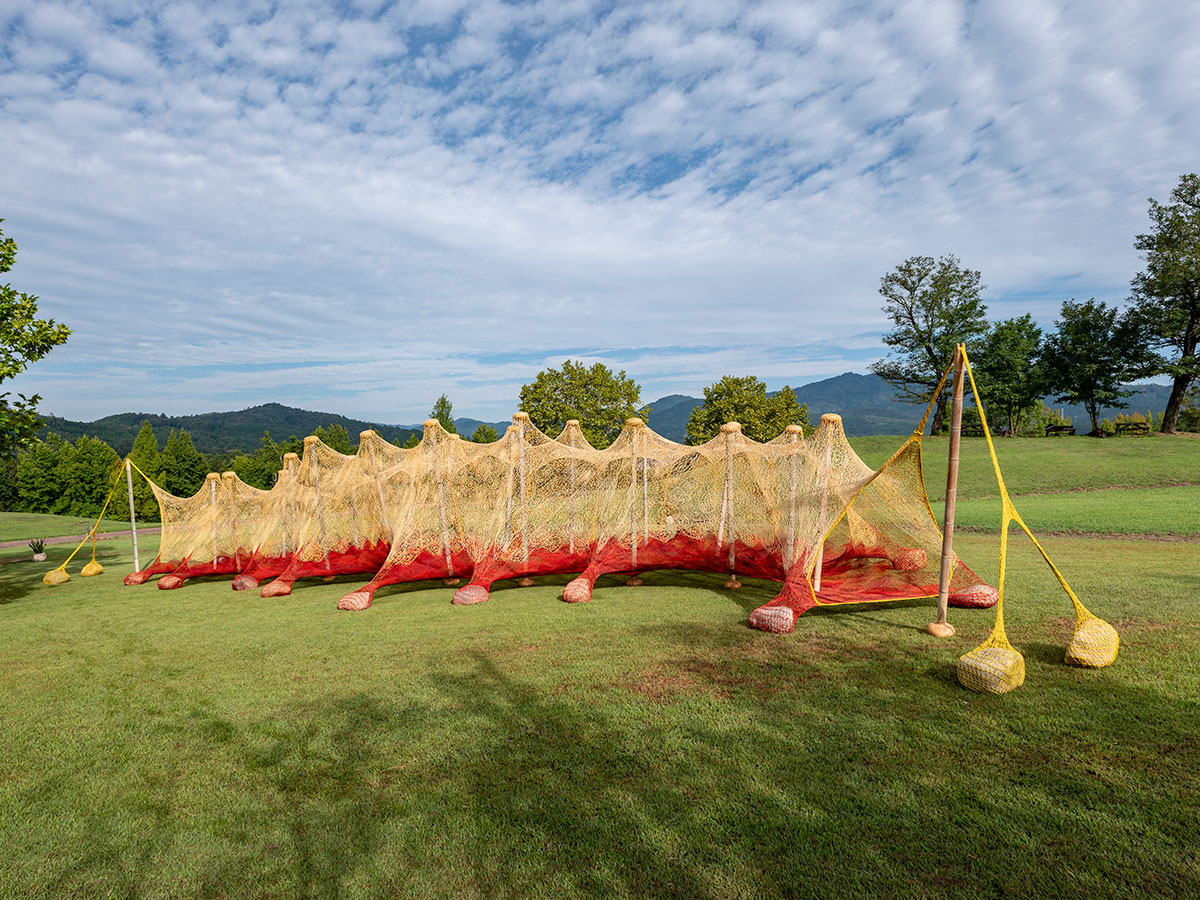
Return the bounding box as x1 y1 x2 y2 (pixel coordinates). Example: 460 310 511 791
1045 424 1076 436
1114 421 1150 435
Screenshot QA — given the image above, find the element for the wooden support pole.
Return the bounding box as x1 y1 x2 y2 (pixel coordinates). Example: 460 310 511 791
125 458 140 572
720 423 740 588
813 418 835 593
305 436 331 570
427 420 455 577
208 472 219 564
628 418 640 569
282 453 298 556
785 425 800 571
567 420 577 555
363 433 391 541
929 345 965 638
516 415 529 563
222 472 236 567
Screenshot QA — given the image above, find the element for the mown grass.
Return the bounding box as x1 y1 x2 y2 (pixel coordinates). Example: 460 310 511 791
1 519 1198 899
850 432 1200 501
0 511 133 543
954 483 1200 535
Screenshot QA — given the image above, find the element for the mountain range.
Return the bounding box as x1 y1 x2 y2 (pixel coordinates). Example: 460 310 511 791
40 373 1175 454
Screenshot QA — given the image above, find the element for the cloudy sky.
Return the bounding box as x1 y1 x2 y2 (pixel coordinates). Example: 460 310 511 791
2 0 1196 425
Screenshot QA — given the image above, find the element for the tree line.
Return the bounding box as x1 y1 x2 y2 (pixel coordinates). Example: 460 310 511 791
872 174 1200 436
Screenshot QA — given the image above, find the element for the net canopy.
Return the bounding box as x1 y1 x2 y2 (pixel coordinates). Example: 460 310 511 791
125 410 994 633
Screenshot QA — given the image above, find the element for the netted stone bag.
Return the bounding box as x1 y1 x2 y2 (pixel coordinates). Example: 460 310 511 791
957 643 1026 695
1065 615 1119 668
43 569 69 586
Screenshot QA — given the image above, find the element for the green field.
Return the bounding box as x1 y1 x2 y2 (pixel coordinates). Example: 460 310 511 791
2 438 1198 899
0 511 134 543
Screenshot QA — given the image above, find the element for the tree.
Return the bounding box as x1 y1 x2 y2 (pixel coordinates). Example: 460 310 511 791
231 430 303 489
401 433 420 449
869 255 989 434
430 395 457 434
313 423 354 454
685 376 809 444
15 432 68 513
1041 299 1145 436
1128 173 1200 433
1 220 72 456
971 315 1047 436
519 360 641 448
125 421 162 520
57 436 120 517
160 429 207 496
471 423 499 443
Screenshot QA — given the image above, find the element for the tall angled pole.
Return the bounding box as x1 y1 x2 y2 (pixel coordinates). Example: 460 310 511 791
125 458 139 572
929 344 965 638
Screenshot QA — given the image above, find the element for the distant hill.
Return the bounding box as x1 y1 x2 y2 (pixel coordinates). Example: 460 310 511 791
640 373 1175 440
40 378 1176 454
39 403 425 455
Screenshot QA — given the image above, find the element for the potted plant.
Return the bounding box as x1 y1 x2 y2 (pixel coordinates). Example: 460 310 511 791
30 539 47 562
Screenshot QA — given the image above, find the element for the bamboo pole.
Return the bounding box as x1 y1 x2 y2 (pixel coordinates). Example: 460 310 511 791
721 423 740 588
125 458 139 572
209 473 219 564
283 453 298 556
567 420 577 554
305 436 330 570
929 344 965 638
222 472 236 567
629 419 639 570
786 425 800 571
427 420 455 578
363 433 391 541
813 421 834 593
517 415 529 563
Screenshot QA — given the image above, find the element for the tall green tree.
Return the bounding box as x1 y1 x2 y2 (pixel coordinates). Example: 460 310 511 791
971 315 1047 436
231 430 303 488
313 423 354 454
869 255 989 434
57 436 120 518
160 429 207 496
1 220 72 456
430 395 457 434
15 432 68 513
519 360 641 448
1128 173 1200 433
686 376 809 444
125 421 162 520
471 423 499 443
1041 299 1144 436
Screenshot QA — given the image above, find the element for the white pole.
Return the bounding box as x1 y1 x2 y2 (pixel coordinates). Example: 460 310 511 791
786 426 799 570
125 458 140 572
930 345 965 638
518 419 528 563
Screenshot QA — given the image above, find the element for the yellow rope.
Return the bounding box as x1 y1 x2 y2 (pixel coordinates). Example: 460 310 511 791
53 462 123 572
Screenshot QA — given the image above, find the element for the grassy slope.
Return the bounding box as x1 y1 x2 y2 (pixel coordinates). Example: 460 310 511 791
0 512 133 543
850 433 1200 536
2 531 1198 899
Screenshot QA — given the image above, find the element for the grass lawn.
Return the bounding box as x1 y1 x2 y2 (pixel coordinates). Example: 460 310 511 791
0 511 134 543
850 431 1200 501
2 513 1198 897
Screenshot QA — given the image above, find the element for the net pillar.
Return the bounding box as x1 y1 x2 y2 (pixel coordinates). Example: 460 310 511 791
930 344 965 638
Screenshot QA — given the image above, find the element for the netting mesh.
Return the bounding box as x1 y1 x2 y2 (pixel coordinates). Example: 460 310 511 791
126 411 990 631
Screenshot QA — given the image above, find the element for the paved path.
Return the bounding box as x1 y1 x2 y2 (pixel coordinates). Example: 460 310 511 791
0 527 160 549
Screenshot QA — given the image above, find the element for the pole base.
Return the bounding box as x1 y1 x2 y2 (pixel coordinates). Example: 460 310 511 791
724 577 742 590
926 621 956 638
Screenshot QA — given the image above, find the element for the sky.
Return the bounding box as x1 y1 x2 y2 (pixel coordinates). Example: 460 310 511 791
2 0 1197 425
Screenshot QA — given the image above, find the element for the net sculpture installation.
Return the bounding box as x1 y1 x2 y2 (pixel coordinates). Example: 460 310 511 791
123 411 1000 634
